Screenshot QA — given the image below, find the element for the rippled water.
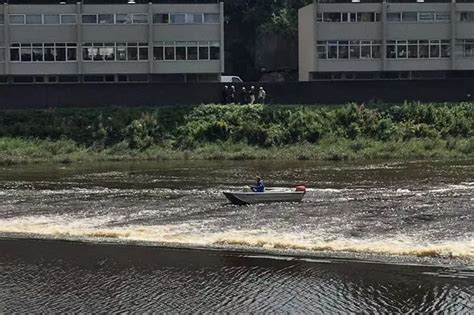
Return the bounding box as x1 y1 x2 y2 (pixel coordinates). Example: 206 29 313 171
0 160 473 312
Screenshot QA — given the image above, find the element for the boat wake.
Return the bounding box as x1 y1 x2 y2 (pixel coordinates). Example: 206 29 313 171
0 217 472 264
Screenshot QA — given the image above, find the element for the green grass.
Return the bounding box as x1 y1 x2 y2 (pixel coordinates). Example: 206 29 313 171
1 102 472 165
1 137 472 165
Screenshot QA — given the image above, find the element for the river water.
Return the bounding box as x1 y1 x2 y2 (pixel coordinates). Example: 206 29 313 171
0 160 473 312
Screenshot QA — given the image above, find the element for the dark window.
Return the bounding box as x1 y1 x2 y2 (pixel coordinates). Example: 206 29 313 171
199 46 209 60
187 44 198 60
127 46 138 61
204 13 219 24
20 45 32 62
10 47 20 61
210 42 220 60
176 44 186 60
153 46 164 60
32 44 43 61
165 46 175 60
153 13 169 24
98 14 114 24
138 47 148 60
82 15 97 24
56 44 66 61
116 45 127 60
116 14 132 24
58 75 79 83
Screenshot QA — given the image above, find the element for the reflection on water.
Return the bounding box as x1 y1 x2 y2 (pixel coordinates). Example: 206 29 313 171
0 160 473 312
1 239 473 313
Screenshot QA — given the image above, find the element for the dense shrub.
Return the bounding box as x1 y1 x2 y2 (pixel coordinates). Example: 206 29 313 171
0 103 472 151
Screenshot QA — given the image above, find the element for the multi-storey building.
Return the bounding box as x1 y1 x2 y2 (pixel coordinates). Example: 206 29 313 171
299 0 474 81
0 0 224 84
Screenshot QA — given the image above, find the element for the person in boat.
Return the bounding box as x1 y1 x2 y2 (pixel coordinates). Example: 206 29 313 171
251 176 265 192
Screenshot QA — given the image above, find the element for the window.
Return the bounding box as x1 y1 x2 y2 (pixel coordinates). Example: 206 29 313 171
10 44 20 61
32 43 43 61
82 14 97 24
387 41 396 58
199 41 209 60
127 43 138 61
26 15 42 24
397 40 407 58
61 14 76 24
187 42 198 60
204 13 219 24
138 43 148 60
0 15 4 25
402 12 417 22
360 41 371 58
20 44 32 62
435 12 450 22
153 13 169 24
176 42 186 60
165 42 175 60
116 14 132 24
56 43 66 61
429 40 440 58
387 13 401 22
186 13 203 24
9 15 25 24
339 41 348 59
372 41 381 58
456 39 474 57
460 12 474 22
98 14 114 24
324 12 341 22
117 43 127 60
170 13 185 24
418 12 435 22
101 43 115 61
44 15 60 24
153 43 164 60
44 43 55 61
67 43 77 61
0 48 4 61
357 12 375 22
210 41 220 60
316 42 327 59
419 40 429 58
133 14 148 24
408 40 418 58
349 40 360 59
441 40 450 57
328 41 337 59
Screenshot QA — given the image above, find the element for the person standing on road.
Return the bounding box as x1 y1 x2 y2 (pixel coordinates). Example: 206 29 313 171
249 86 256 104
258 86 267 104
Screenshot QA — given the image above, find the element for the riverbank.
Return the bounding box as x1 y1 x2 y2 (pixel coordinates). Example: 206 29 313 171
1 103 472 165
1 137 472 165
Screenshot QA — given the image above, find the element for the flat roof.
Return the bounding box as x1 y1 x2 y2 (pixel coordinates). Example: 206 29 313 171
3 0 220 4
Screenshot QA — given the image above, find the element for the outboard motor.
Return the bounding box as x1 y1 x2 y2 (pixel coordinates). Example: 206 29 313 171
295 185 307 193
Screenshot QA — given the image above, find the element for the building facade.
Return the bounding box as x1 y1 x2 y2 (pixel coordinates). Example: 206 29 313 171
0 0 224 84
299 0 474 81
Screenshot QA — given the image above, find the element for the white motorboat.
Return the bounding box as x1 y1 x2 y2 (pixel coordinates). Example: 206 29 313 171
223 186 306 205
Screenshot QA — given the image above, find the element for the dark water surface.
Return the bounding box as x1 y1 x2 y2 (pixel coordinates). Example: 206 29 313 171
0 160 473 312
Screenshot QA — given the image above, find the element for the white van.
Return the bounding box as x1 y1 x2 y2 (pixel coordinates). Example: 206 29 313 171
220 75 243 83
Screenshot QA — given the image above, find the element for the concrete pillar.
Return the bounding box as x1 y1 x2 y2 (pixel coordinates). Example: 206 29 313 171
4 3 9 76
148 2 153 75
382 0 387 72
219 1 224 75
451 0 456 70
76 1 83 77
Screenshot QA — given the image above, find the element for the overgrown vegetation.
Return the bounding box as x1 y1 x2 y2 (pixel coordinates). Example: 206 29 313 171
0 102 473 165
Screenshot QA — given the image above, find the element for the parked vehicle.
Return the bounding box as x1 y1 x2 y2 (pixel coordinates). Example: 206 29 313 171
221 75 243 83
